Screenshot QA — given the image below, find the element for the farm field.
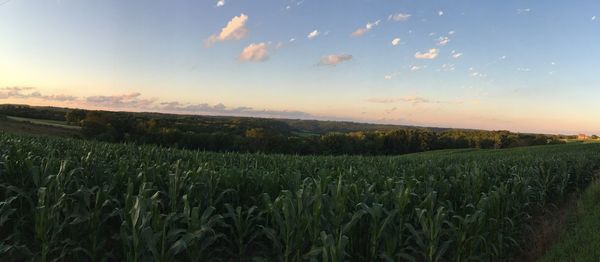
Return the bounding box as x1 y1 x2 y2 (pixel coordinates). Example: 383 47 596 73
5 116 81 130
0 117 80 138
1 133 600 261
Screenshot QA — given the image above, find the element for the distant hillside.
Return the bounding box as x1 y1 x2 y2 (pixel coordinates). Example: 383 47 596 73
0 103 456 135
0 103 566 156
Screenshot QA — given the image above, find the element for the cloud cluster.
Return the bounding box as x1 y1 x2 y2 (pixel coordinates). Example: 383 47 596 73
86 93 156 108
0 87 77 101
415 48 439 59
206 14 249 46
351 20 380 37
0 87 312 119
319 54 353 66
159 101 312 118
239 42 269 62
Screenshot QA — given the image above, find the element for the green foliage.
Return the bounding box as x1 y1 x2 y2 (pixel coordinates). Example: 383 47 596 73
542 180 600 262
1 104 565 156
65 109 86 124
0 133 598 261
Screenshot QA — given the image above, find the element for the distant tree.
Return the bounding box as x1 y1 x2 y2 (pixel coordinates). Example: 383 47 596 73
65 109 87 124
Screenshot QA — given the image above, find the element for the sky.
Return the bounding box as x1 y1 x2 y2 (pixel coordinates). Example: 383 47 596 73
1 0 600 134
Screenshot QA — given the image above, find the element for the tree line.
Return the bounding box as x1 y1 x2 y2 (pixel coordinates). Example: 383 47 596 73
0 105 566 155
67 109 564 155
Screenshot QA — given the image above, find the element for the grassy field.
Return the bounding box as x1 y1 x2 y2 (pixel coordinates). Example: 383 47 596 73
5 116 81 130
0 116 80 137
1 133 599 261
542 179 600 261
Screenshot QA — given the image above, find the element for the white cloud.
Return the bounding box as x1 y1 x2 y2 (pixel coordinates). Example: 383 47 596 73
307 30 320 39
206 14 249 46
517 8 531 15
436 36 450 46
451 50 463 59
216 0 225 7
448 30 456 35
438 10 444 16
415 48 439 59
384 75 392 80
351 20 381 37
388 13 411 22
391 38 401 46
593 16 597 21
319 54 353 66
289 38 295 42
469 68 487 78
410 65 423 71
239 43 269 62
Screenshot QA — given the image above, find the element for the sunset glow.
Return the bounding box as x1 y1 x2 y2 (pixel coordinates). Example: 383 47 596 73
2 0 600 134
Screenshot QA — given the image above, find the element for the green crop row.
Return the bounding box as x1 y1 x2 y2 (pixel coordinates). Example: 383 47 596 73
1 133 599 261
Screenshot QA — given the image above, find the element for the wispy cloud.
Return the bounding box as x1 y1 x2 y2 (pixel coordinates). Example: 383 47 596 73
469 67 487 78
415 48 439 59
216 0 225 7
1 87 312 119
285 0 305 10
319 54 353 66
441 63 456 72
159 101 312 119
391 38 401 46
239 42 269 62
451 50 463 59
205 14 249 46
351 20 381 37
436 36 450 46
86 93 156 108
516 67 531 72
0 87 77 101
410 65 424 71
517 8 531 15
307 29 320 39
388 13 411 22
368 96 432 105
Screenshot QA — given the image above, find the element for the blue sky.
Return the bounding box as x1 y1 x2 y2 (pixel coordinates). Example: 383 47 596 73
1 0 600 134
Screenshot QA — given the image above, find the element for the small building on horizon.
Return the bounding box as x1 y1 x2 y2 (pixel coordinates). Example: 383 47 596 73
578 134 588 140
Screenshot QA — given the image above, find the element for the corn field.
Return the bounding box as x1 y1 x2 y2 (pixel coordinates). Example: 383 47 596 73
1 133 599 261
